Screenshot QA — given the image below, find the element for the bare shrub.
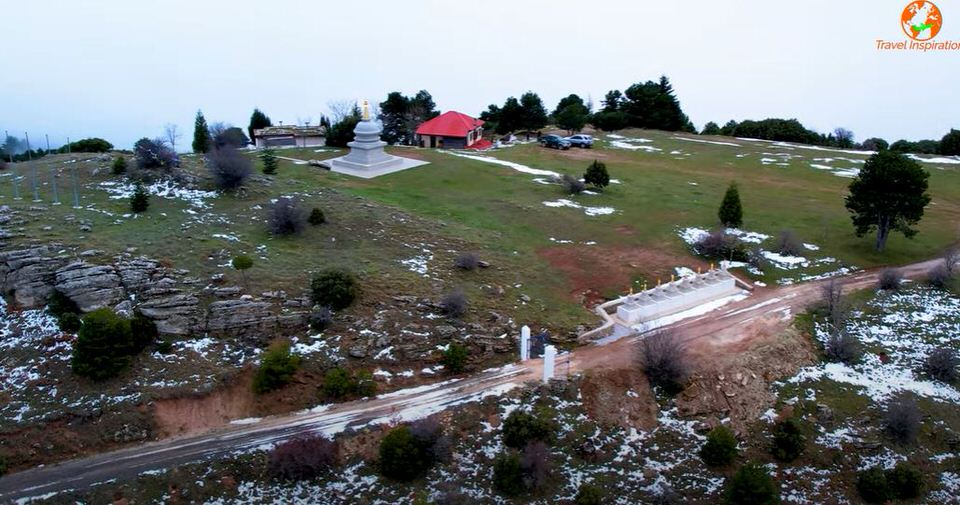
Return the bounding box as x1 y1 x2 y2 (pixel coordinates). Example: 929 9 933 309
454 252 480 271
928 263 953 289
556 173 585 195
309 306 333 331
206 146 252 190
268 197 307 236
945 246 959 276
410 417 452 464
695 229 747 261
883 395 921 445
520 441 552 492
878 268 903 291
441 289 468 318
638 329 689 394
824 331 862 364
747 245 768 272
820 278 848 333
923 347 959 383
133 137 177 171
268 435 338 480
775 230 804 256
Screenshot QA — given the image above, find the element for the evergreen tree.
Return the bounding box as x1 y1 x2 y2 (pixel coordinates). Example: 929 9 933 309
260 147 279 175
518 91 548 131
556 104 589 134
621 76 691 132
720 120 739 136
846 151 931 252
552 94 585 118
192 110 211 153
248 108 272 143
497 97 523 135
130 181 149 213
252 343 301 394
701 121 721 135
232 254 253 284
71 308 134 381
725 462 779 505
940 128 960 155
112 155 127 175
379 91 410 145
700 425 739 467
718 182 744 228
583 160 610 189
601 90 622 112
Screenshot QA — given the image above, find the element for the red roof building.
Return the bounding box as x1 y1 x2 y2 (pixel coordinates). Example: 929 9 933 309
415 111 486 149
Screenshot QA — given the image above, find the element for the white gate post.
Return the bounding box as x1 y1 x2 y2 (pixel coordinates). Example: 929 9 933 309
542 345 556 382
520 325 530 361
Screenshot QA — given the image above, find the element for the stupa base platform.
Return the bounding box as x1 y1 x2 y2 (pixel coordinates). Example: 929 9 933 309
328 156 430 179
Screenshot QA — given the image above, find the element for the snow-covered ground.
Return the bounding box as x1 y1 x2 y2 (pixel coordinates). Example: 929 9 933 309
542 199 616 216
99 179 217 209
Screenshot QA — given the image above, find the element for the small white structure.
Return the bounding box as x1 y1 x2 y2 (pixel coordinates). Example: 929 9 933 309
520 325 531 361
328 100 429 179
542 345 557 382
616 268 738 325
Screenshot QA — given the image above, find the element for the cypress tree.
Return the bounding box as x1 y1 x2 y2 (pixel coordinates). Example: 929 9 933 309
192 110 211 153
583 160 610 189
130 181 149 213
248 108 273 144
718 182 744 228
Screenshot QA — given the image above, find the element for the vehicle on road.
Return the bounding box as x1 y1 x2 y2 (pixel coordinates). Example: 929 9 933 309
564 134 593 148
540 134 571 150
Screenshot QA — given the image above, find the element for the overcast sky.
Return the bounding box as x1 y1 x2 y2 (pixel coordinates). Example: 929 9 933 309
2 0 957 150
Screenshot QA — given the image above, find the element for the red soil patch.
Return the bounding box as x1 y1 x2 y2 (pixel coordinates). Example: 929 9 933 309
538 244 708 306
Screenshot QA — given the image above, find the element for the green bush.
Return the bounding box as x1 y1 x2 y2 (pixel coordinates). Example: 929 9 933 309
492 450 524 496
308 207 326 225
583 160 610 189
47 290 79 319
71 308 134 381
379 425 430 481
130 182 149 213
355 370 376 397
58 312 81 333
156 338 174 354
502 409 556 449
232 254 253 284
770 418 806 462
130 311 158 352
700 425 739 467
887 462 923 499
574 483 603 505
323 367 353 399
112 156 127 175
442 343 469 374
311 269 359 311
60 137 113 153
857 466 890 503
725 461 778 505
252 343 301 394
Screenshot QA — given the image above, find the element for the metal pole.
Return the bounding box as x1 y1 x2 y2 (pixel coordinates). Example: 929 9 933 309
32 166 39 201
67 137 71 154
45 134 50 154
51 169 59 204
3 130 9 163
24 132 32 161
72 167 80 207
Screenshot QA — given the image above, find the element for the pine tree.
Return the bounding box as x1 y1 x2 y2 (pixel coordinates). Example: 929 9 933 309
130 182 149 213
519 91 548 132
192 110 211 153
718 182 743 228
583 160 610 189
260 147 278 175
248 108 272 144
71 308 134 381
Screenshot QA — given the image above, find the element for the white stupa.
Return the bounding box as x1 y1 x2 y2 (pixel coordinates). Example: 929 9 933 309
328 100 429 178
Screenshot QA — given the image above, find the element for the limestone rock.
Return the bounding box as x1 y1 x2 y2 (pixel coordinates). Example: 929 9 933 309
0 245 68 307
54 261 125 312
138 294 200 335
205 299 276 345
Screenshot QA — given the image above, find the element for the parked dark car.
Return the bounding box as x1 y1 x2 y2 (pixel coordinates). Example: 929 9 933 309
540 134 571 150
564 134 593 148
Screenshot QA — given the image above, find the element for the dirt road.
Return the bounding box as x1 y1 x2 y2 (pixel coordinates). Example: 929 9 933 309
0 259 942 502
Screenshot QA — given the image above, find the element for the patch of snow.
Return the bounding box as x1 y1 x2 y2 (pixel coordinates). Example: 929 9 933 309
673 136 741 147
446 152 560 177
542 199 616 216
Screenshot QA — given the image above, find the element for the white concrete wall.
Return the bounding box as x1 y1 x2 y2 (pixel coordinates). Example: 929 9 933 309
616 271 738 324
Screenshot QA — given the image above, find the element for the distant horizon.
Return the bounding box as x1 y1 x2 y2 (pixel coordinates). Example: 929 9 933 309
2 1 958 151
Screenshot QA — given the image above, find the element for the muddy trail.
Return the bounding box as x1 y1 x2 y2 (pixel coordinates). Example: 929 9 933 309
0 258 944 501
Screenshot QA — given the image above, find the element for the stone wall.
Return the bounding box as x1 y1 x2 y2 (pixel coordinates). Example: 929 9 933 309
0 245 309 345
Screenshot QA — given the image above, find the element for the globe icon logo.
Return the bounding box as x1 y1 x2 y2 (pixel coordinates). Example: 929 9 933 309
901 1 943 41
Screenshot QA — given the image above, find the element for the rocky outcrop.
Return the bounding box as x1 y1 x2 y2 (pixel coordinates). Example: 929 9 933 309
138 293 201 335
54 261 125 312
0 245 309 342
0 245 69 306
